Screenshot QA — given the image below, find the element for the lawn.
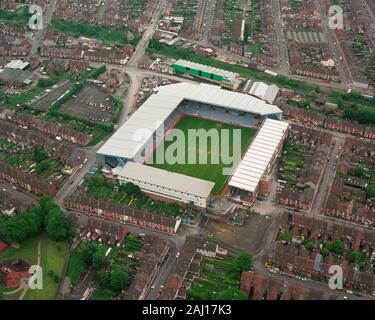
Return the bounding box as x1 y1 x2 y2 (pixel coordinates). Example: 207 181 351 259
0 236 39 265
92 289 114 300
65 251 84 287
0 6 30 26
148 115 256 195
23 236 68 300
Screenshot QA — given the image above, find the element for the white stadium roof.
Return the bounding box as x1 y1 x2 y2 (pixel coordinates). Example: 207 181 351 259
249 82 280 104
173 59 239 82
229 118 289 193
118 161 215 199
97 82 283 160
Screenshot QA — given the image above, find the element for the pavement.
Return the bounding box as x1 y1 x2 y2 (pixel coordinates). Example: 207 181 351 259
272 0 290 75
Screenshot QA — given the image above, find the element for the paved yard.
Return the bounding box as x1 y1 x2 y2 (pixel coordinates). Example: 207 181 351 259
203 213 271 253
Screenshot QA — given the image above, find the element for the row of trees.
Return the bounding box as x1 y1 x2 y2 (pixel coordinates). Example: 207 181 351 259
342 108 375 126
51 19 138 47
79 241 130 294
80 242 106 270
0 196 70 243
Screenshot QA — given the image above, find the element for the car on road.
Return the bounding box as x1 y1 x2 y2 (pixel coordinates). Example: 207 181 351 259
139 233 145 237
176 252 180 258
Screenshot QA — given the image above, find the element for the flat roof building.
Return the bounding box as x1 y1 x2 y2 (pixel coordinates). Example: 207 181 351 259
172 59 241 89
229 118 289 195
249 82 280 104
5 60 29 70
116 161 215 208
0 68 33 87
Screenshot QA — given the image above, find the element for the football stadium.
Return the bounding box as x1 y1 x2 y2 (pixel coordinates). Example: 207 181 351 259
97 82 288 208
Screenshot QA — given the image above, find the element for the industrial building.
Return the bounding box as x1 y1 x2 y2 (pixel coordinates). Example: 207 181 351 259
116 162 215 208
249 82 280 104
229 118 289 202
172 59 241 89
5 60 30 70
97 82 283 168
0 68 33 87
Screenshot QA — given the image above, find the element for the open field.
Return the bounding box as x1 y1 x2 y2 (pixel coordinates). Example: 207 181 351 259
24 237 69 300
0 236 39 264
148 115 256 195
0 236 69 300
0 6 29 26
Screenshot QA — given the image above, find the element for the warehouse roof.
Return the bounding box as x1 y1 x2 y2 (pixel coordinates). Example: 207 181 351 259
0 68 32 84
173 59 239 82
249 82 280 104
97 82 283 159
5 60 29 70
117 162 215 198
229 118 289 193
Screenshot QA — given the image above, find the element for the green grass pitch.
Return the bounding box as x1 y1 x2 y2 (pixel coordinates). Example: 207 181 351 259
147 115 256 195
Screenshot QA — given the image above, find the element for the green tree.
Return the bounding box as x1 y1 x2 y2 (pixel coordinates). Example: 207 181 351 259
109 269 129 293
32 146 48 162
216 288 247 300
304 240 315 252
358 261 366 271
321 247 330 257
365 186 375 199
332 240 344 255
0 217 27 243
92 250 105 270
355 166 366 178
45 209 69 240
80 242 98 266
233 252 253 272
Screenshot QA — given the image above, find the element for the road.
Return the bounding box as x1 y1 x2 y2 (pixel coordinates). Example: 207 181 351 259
309 136 344 216
127 0 167 68
30 0 58 55
272 0 290 75
316 0 350 87
200 0 217 45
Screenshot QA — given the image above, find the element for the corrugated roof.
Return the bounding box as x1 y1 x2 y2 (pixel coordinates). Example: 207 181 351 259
97 82 282 159
229 118 289 193
173 59 239 81
117 162 215 198
249 82 280 104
